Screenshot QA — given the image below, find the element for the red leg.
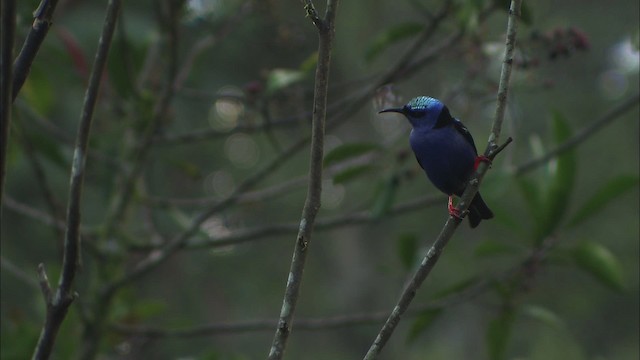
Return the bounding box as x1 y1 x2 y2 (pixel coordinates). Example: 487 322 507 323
474 155 492 170
448 196 461 219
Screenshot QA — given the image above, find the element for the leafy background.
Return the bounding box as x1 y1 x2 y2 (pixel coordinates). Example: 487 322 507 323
1 0 638 359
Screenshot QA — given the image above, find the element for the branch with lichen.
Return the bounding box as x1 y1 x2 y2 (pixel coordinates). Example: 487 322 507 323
363 1 522 358
266 1 339 359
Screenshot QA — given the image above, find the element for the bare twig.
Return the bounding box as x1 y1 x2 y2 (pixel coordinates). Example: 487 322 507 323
12 0 60 101
31 1 121 358
515 93 639 176
363 1 522 358
267 1 339 359
0 0 16 207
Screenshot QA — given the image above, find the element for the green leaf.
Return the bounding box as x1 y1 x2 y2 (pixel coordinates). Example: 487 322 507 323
370 175 399 219
265 68 306 94
573 241 626 292
568 175 640 227
407 308 443 343
521 304 565 330
365 22 424 63
332 164 375 184
323 142 379 167
474 240 520 257
536 111 576 242
487 309 515 360
397 233 418 271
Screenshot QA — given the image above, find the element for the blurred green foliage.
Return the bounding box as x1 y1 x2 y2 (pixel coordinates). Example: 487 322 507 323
1 0 638 359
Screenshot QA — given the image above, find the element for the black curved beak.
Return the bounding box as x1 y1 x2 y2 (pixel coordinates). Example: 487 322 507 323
378 107 404 114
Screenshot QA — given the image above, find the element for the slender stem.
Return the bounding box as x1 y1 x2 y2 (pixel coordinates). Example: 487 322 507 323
30 1 121 359
363 1 522 359
12 0 60 101
267 1 339 359
0 0 16 208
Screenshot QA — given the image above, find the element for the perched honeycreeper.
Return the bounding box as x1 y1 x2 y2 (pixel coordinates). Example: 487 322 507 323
380 96 493 228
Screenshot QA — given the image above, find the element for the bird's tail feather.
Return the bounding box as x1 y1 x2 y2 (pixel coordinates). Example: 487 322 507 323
468 193 493 228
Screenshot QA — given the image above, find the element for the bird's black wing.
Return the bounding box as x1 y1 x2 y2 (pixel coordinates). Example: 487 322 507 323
415 155 425 170
434 106 479 155
452 118 478 155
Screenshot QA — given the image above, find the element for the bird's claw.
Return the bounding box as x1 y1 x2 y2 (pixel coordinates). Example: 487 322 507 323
448 196 462 219
474 155 492 170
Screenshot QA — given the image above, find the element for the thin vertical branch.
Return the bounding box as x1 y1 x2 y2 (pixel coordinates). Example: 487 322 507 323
31 1 122 359
12 0 60 101
266 1 339 359
363 1 522 359
1 0 16 208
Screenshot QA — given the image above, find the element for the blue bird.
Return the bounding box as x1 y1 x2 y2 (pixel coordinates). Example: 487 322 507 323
380 96 493 228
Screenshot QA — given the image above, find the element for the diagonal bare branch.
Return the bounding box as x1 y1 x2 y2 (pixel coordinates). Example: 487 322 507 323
363 1 523 358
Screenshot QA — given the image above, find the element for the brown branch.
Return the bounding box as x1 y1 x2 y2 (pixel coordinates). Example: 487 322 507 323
31 1 121 358
267 1 339 359
12 0 60 101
